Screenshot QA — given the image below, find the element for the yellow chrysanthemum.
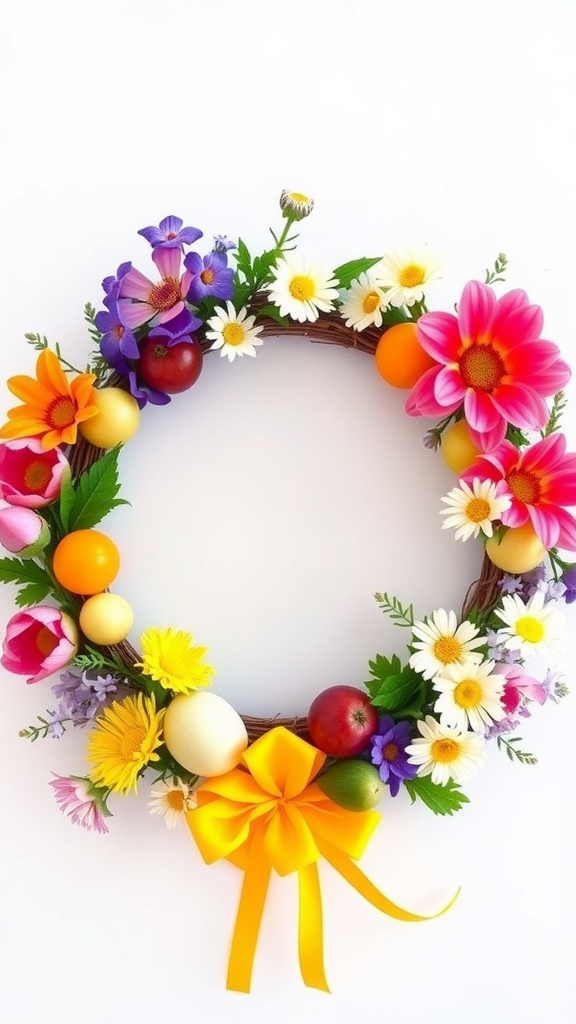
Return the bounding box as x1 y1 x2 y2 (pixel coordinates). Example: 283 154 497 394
0 349 98 450
87 692 165 795
135 627 215 693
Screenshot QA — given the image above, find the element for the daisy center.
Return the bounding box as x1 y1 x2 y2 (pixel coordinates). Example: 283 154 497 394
289 192 310 204
432 635 463 664
46 396 77 429
23 459 51 492
431 738 460 764
167 789 186 811
466 497 491 523
383 742 399 762
119 725 148 762
398 264 426 288
148 277 181 311
289 275 315 302
200 268 215 285
459 344 504 391
35 625 59 657
515 615 545 643
454 679 482 709
362 291 381 314
507 469 541 504
222 323 246 347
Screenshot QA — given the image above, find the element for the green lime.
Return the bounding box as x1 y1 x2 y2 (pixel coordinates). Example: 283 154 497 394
316 759 384 812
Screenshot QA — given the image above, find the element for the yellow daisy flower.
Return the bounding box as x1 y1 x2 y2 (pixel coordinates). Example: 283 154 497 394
135 626 215 693
0 349 98 450
87 692 165 795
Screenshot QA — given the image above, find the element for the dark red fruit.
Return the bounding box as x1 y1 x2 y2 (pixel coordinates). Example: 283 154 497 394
307 685 378 757
138 338 203 394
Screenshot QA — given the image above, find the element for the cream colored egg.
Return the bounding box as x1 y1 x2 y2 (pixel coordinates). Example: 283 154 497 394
79 387 140 448
163 691 248 777
79 592 134 645
485 522 546 574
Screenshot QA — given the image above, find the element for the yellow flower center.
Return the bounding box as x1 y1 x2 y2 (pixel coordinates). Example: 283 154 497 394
466 497 491 523
200 268 215 285
167 789 186 811
362 290 381 314
289 275 315 302
515 615 545 643
289 192 310 204
507 469 541 505
46 396 76 429
431 738 460 763
35 625 58 657
222 322 246 347
459 343 504 392
23 459 52 492
383 742 399 762
119 725 148 762
432 635 463 664
454 679 482 709
148 277 181 311
398 263 426 288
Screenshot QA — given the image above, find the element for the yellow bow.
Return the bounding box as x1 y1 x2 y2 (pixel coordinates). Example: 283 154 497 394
187 726 456 993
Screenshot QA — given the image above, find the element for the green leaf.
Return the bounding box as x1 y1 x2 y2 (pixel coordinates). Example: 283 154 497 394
58 473 77 533
365 653 403 698
404 777 470 815
0 557 54 607
257 303 289 328
15 580 53 607
373 592 414 628
370 667 421 712
333 257 382 290
66 448 129 531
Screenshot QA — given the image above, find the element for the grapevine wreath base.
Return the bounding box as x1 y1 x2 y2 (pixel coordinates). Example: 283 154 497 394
1 193 574 992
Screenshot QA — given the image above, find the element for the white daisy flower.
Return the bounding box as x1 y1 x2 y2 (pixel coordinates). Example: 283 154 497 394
268 252 339 323
279 189 314 221
206 301 264 362
432 659 505 733
372 248 441 307
339 272 388 332
149 777 197 828
409 608 486 681
406 716 486 786
440 477 512 541
494 591 565 663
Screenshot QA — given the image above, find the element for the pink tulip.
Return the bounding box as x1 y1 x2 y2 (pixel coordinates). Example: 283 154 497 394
0 505 50 556
0 438 69 508
492 663 547 715
1 605 79 684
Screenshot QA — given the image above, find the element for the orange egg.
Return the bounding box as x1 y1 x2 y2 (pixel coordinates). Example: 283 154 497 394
485 522 546 574
441 419 482 474
374 321 438 390
53 529 120 595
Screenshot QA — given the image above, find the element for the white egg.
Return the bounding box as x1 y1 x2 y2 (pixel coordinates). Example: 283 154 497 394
163 690 248 777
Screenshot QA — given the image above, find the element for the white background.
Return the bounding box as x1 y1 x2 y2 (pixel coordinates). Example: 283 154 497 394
1 1 576 1022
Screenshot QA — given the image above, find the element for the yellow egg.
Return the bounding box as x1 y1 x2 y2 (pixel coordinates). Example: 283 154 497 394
441 419 481 474
79 387 140 449
79 593 134 645
485 522 547 574
163 691 248 777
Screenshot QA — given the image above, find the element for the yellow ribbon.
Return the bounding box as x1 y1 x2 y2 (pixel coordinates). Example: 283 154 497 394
187 726 457 993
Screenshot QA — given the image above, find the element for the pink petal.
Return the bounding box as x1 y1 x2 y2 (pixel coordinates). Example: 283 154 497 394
506 340 565 378
434 366 466 406
117 298 154 329
493 288 529 317
528 504 560 549
458 281 496 340
501 497 529 528
119 267 153 301
152 246 182 280
531 358 572 396
545 471 576 506
491 299 544 347
463 389 502 432
520 433 565 473
491 383 549 430
468 420 507 452
152 300 185 325
416 312 462 362
554 506 576 551
405 367 452 417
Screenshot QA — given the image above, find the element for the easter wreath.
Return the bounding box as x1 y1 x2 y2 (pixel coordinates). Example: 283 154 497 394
1 191 575 992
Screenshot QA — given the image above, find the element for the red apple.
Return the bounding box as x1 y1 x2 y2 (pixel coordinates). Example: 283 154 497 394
307 685 378 757
138 337 203 394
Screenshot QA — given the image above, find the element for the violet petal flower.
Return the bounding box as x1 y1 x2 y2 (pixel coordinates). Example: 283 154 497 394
147 306 202 347
128 369 171 408
138 216 203 250
102 261 132 295
184 250 235 303
212 235 237 254
95 298 140 362
370 715 417 796
562 567 576 604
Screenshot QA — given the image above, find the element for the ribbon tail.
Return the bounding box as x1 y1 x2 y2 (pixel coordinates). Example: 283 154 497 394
297 863 330 992
317 838 459 922
226 832 272 994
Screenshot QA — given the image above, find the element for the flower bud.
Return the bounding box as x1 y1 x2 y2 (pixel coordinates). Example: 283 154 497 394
0 505 51 557
279 190 314 222
2 606 79 684
0 438 69 508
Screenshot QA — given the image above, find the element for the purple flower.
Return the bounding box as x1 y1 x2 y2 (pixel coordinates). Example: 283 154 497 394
49 774 111 834
498 574 524 595
485 716 520 740
95 297 140 365
212 235 237 254
138 216 203 250
127 368 171 409
184 250 234 303
561 566 576 604
147 307 202 347
52 669 127 726
370 715 417 796
118 247 193 330
102 261 132 296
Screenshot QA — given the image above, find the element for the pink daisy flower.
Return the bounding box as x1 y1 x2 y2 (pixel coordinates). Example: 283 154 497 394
462 433 576 550
405 281 571 448
117 246 193 329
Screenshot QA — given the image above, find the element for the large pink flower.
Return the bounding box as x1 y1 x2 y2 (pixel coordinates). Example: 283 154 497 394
406 281 571 448
117 245 192 329
0 438 69 508
1 605 78 684
462 433 576 550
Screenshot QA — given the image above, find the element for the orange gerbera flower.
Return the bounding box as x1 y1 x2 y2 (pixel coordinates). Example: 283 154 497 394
0 350 98 450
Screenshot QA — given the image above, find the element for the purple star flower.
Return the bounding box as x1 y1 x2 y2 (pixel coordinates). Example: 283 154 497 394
561 566 576 604
102 261 132 296
370 716 417 796
212 235 237 254
146 307 202 348
184 250 234 303
138 216 203 250
95 297 140 365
